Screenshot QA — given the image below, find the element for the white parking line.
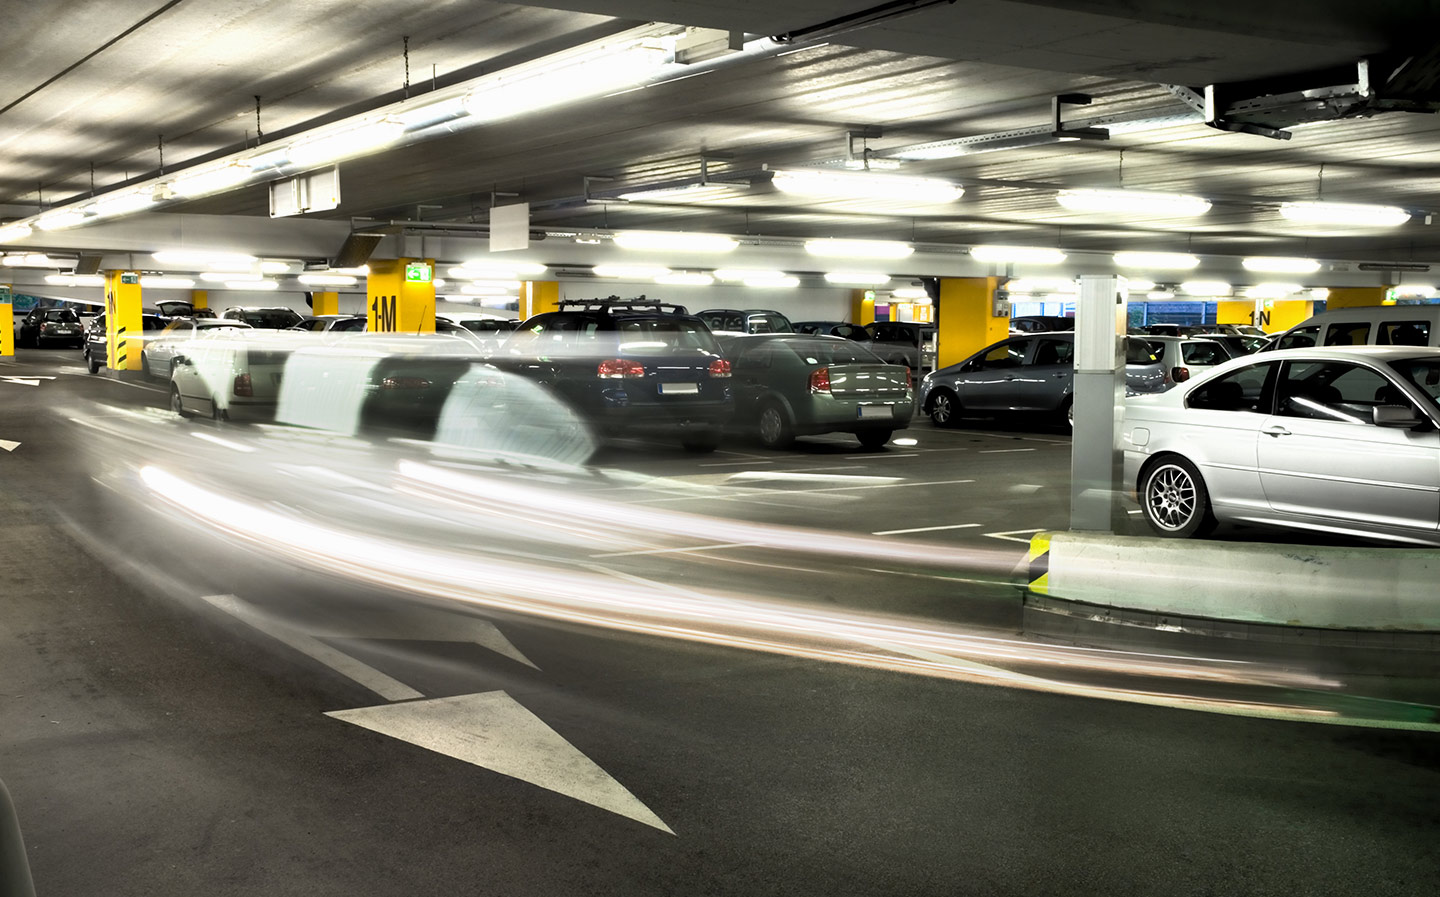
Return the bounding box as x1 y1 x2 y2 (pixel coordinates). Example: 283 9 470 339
983 528 1045 543
871 523 981 536
842 453 920 460
978 448 1037 454
699 460 774 467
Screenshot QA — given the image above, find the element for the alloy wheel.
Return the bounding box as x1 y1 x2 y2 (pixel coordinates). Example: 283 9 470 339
1146 464 1197 531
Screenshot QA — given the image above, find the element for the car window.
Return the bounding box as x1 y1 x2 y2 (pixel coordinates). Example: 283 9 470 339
1322 321 1370 346
1276 325 1319 350
1181 341 1226 366
1148 341 1169 362
1031 338 1073 367
973 340 1028 371
1277 361 1392 424
701 312 744 332
616 318 719 353
1124 338 1158 365
1377 321 1430 346
782 338 885 366
1187 362 1275 413
1391 359 1440 412
734 342 777 371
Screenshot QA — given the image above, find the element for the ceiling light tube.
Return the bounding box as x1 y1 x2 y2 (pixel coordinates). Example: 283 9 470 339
823 272 891 286
2 253 68 268
461 261 546 276
744 275 800 288
614 231 738 252
170 163 251 198
227 280 279 290
1146 290 1176 300
655 272 715 286
771 169 964 203
296 274 358 286
199 271 261 283
1243 283 1302 299
1279 201 1410 227
1308 287 1331 300
0 223 33 243
461 285 509 295
618 183 749 203
467 279 523 289
1057 188 1211 217
1243 256 1320 274
463 41 673 124
36 208 88 231
1181 281 1232 296
971 246 1066 265
1392 284 1437 298
890 287 929 299
1124 280 1156 291
91 190 156 217
44 273 104 287
288 120 405 168
327 265 370 276
153 250 258 268
806 239 914 260
1113 251 1198 270
592 265 671 278
394 96 471 129
259 261 294 274
1006 277 1078 294
714 268 785 282
140 276 197 289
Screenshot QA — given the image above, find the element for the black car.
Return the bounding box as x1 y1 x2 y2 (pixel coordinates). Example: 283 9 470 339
489 298 733 451
18 307 85 348
793 321 871 341
219 306 305 329
1009 315 1074 334
697 308 794 335
82 312 171 372
864 321 937 373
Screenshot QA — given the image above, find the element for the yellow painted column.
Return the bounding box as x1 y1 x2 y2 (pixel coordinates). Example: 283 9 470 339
1216 300 1254 326
190 289 208 310
850 289 875 325
520 281 559 320
0 284 13 357
1257 300 1314 333
312 291 339 316
367 258 435 333
937 277 1008 369
1326 287 1389 309
104 270 144 371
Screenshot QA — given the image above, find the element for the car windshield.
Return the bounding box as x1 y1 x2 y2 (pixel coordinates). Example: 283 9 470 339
616 318 719 353
783 339 885 365
1389 358 1440 411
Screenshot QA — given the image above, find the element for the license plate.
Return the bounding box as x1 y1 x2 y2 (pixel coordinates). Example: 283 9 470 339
659 382 699 395
858 405 891 419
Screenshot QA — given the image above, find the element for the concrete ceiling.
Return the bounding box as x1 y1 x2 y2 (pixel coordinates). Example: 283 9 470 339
6 0 1440 268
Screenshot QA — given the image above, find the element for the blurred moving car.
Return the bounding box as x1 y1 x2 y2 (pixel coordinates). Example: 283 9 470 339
219 306 305 329
489 298 734 451
1264 306 1440 351
698 308 795 335
82 312 170 373
793 321 870 341
1138 335 1229 383
1124 346 1440 544
169 331 300 421
718 334 914 450
1009 315 1074 334
17 307 84 348
447 316 520 352
864 321 937 373
143 318 253 377
919 333 1171 429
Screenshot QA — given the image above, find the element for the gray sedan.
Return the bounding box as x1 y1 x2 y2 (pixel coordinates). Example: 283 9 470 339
1124 346 1440 544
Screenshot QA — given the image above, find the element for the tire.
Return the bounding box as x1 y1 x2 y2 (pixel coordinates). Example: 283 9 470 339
1061 397 1074 431
170 384 187 417
1140 456 1216 538
85 349 100 374
928 389 961 428
141 353 151 377
211 400 228 422
756 401 794 449
856 429 893 451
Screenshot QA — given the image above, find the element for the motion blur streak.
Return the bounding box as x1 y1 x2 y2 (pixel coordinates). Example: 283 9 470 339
131 465 1439 731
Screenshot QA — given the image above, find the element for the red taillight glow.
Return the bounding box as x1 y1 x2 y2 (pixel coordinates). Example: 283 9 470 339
809 367 832 393
380 376 432 390
708 359 731 378
597 359 646 379
1172 366 1190 383
905 368 913 389
233 373 253 397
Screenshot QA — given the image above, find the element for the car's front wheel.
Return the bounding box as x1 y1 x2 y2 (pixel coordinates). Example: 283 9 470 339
756 402 794 449
928 389 961 428
1140 456 1216 538
85 349 100 374
170 384 187 417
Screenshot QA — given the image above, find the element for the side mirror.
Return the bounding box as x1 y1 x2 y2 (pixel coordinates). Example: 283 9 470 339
172 354 188 367
1373 405 1423 428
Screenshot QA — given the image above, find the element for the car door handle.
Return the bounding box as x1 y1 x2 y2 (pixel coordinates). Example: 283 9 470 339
1052 372 1067 378
1262 425 1291 437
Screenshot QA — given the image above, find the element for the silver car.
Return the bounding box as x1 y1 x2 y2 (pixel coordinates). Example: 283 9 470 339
919 333 1171 429
1124 346 1440 544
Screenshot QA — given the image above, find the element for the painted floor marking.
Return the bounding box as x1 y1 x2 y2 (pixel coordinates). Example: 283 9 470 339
978 448 1037 454
842 452 920 460
311 615 540 671
0 439 18 452
203 594 423 701
727 471 901 486
328 692 674 834
983 528 1045 544
871 523 982 536
698 460 774 467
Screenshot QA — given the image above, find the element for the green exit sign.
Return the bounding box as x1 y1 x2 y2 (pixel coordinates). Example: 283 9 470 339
405 263 432 283
120 273 140 284
0 284 11 303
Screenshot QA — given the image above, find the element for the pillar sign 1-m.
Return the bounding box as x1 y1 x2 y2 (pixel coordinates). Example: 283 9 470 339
404 263 432 284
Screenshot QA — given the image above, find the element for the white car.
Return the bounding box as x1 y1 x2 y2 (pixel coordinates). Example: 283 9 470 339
143 318 252 377
1124 346 1440 545
1135 335 1230 385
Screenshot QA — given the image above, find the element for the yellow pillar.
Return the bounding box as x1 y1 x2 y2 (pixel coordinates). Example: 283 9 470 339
850 289 875 326
0 284 13 357
190 289 208 310
1257 300 1314 333
366 259 435 333
1325 287 1390 309
520 281 558 320
312 291 339 316
1216 300 1253 326
104 270 144 371
937 277 1008 369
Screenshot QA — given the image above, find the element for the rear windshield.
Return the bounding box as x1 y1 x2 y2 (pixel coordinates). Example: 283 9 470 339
616 318 719 353
41 309 80 322
1125 337 1158 365
748 313 793 334
234 309 303 328
782 339 885 365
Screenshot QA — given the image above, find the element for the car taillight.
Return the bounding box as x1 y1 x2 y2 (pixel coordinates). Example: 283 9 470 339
905 367 913 389
597 359 645 379
233 373 253 397
1172 366 1190 383
708 359 731 378
809 367 832 393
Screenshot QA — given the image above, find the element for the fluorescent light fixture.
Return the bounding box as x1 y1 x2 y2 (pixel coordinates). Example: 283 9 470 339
1243 283 1302 299
1309 287 1331 300
170 163 251 197
656 272 715 286
462 284 510 295
1123 280 1156 291
259 261 294 274
44 273 105 287
891 287 929 299
153 250 257 268
393 96 470 129
1243 256 1320 274
971 246 1066 265
592 265 671 279
1393 284 1436 298
840 158 903 171
1146 290 1176 300
288 120 405 168
772 169 963 203
328 265 370 276
1279 201 1410 228
887 132 1079 161
1057 188 1211 217
805 239 913 260
613 231 738 252
199 271 261 283
296 274 357 286
744 275 800 288
1007 277 1077 294
824 272 891 286
247 148 291 171
1113 251 1198 270
432 278 446 289
467 279 522 289
0 223 33 242
2 253 68 268
714 268 785 282
91 190 156 217
463 41 671 123
1181 281 1232 296
227 279 278 290
452 263 546 279
618 183 749 203
36 208 88 230
140 276 197 289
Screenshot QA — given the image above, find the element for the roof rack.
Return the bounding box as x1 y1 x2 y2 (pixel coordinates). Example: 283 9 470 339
557 295 689 315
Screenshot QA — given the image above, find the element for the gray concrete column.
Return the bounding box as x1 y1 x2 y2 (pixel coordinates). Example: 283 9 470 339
1070 275 1129 532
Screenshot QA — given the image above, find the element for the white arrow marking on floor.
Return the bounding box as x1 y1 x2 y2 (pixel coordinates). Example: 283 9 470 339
1 377 44 387
0 440 18 453
328 691 674 835
306 606 539 670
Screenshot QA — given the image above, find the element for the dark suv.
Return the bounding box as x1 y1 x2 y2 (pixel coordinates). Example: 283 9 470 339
864 321 937 373
489 298 733 451
220 306 304 329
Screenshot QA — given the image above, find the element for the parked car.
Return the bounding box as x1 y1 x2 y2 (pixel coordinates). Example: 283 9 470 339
1206 323 1266 338
717 334 914 450
793 321 871 341
864 321 937 373
919 333 1171 429
1009 315 1074 334
219 306 305 329
143 318 253 377
17 307 84 348
82 312 170 373
1124 346 1440 545
290 314 359 332
169 331 300 421
1263 306 1440 351
488 298 733 451
698 308 795 335
447 316 520 352
1193 333 1268 358
1137 335 1229 383
153 299 215 318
